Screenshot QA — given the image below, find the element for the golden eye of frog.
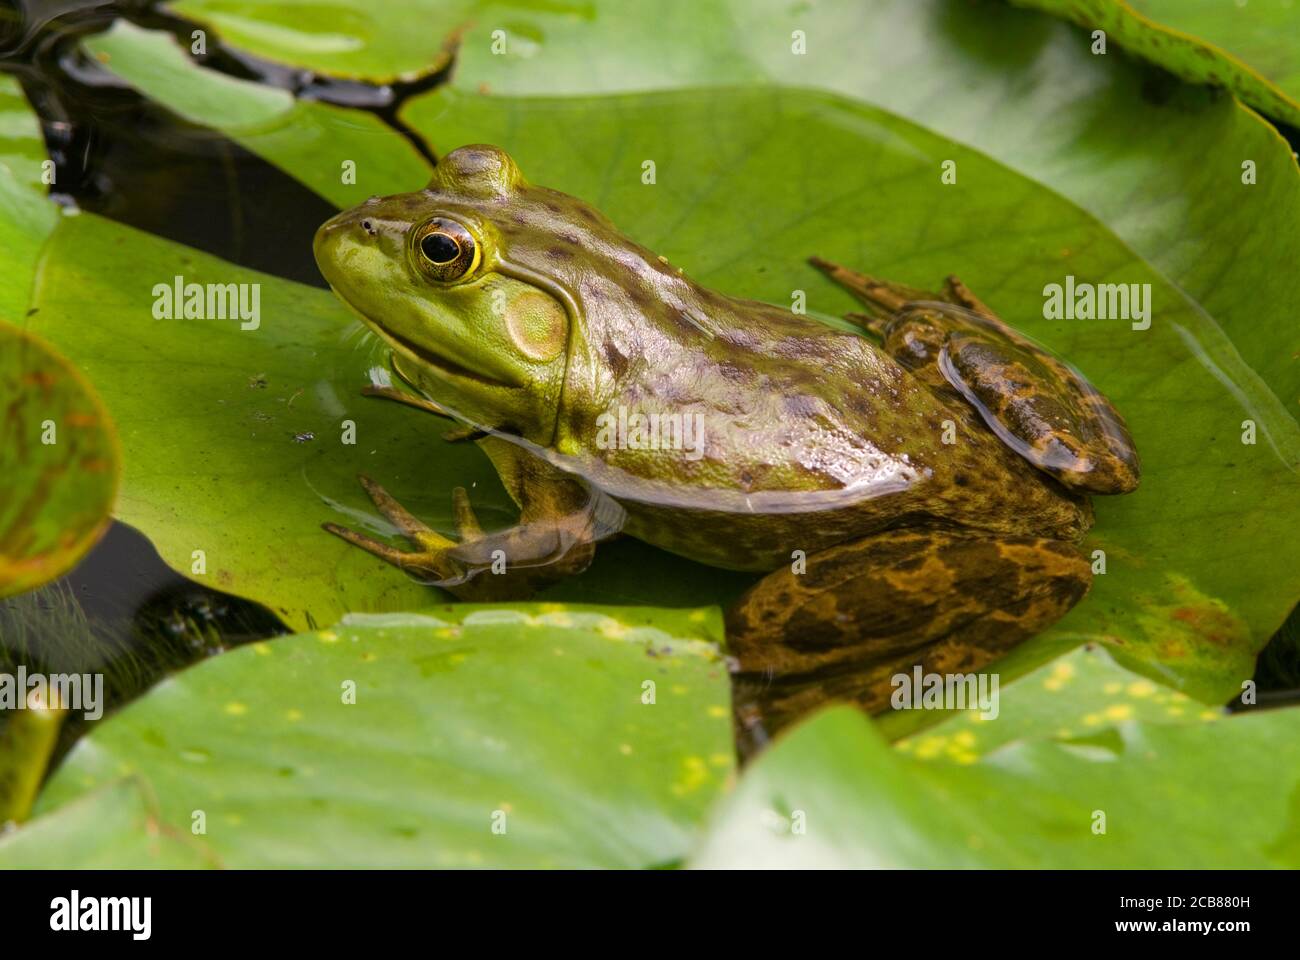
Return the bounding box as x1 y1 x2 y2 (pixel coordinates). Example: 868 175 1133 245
313 145 1140 744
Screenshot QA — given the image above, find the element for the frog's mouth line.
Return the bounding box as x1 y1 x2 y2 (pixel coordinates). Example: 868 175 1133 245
380 323 510 388
327 284 511 388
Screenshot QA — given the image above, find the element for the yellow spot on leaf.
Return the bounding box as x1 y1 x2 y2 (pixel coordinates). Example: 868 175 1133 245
224 702 248 716
1126 680 1156 698
318 631 339 643
1104 704 1133 721
706 705 727 719
285 708 303 722
915 737 945 759
671 755 710 796
252 643 272 657
619 743 633 756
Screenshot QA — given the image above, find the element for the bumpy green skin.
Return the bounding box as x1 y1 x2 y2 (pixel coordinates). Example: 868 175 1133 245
314 145 1140 736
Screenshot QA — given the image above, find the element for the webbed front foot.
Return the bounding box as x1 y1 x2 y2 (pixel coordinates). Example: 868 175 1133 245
810 257 1140 495
324 474 598 602
323 475 485 592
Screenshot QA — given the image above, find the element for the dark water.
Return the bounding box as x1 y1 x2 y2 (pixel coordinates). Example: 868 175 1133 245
0 0 1297 750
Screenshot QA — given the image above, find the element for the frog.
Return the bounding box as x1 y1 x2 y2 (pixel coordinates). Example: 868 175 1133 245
313 144 1140 745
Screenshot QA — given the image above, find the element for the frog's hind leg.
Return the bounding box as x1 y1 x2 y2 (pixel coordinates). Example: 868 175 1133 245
727 528 1090 754
937 323 1140 494
810 260 1140 495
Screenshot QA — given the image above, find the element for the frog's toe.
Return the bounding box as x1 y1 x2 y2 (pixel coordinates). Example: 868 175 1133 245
356 473 456 551
450 486 484 541
942 274 998 320
808 256 933 317
322 521 404 563
322 520 461 583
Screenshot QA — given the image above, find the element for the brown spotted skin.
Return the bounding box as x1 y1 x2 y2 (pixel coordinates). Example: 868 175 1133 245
313 146 1141 746
727 529 1092 750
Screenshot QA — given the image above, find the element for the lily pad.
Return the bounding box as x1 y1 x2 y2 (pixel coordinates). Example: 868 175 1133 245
0 778 217 868
884 643 1227 758
0 322 119 598
169 0 469 81
1013 0 1300 129
0 74 58 321
691 702 1300 868
25 604 733 868
75 9 1300 699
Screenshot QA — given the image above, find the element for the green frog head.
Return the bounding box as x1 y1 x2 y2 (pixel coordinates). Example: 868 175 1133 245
314 144 635 444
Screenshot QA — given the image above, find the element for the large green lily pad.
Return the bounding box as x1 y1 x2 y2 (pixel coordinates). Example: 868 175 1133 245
70 18 1300 703
22 604 732 868
1013 0 1300 129
692 701 1300 868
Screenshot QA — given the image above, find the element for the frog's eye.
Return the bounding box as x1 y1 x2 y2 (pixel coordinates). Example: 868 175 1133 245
414 218 479 282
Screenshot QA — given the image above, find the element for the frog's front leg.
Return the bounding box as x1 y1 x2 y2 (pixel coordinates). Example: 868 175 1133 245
323 440 602 601
361 384 483 442
726 527 1090 751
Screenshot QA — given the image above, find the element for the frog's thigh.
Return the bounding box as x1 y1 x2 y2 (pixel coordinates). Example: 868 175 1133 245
727 529 1090 743
939 329 1140 494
